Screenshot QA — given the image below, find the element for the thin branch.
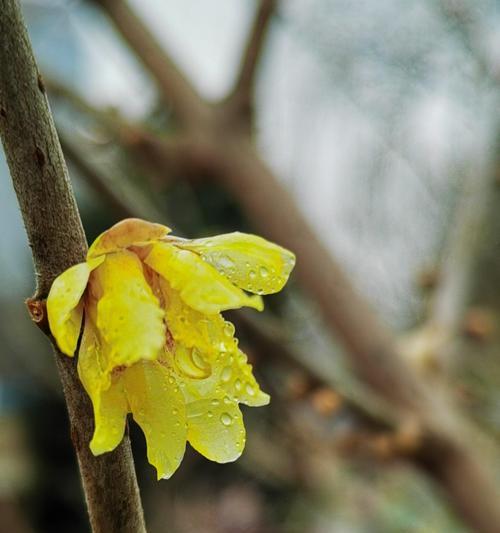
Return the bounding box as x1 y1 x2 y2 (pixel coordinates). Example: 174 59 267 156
427 168 494 364
92 0 212 130
435 0 500 85
59 131 169 224
226 0 278 121
0 2 145 532
66 0 500 529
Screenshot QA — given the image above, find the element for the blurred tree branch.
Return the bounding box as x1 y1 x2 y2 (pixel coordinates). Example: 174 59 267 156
0 1 145 532
224 0 277 125
91 0 212 131
52 1 500 530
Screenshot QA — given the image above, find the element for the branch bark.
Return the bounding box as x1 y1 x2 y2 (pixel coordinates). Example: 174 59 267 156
56 0 500 529
225 0 278 122
92 0 212 131
0 2 145 532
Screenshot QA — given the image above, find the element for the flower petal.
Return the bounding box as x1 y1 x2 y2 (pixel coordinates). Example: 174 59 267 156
47 256 104 356
159 282 269 406
145 243 263 314
214 349 270 407
160 278 236 355
187 397 245 463
94 251 165 370
87 218 171 259
123 361 187 480
89 380 128 455
179 232 295 294
78 316 128 455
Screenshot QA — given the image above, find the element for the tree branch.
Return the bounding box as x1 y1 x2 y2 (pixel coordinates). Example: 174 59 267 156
0 2 145 531
59 131 169 224
65 0 500 528
92 0 212 130
225 0 278 122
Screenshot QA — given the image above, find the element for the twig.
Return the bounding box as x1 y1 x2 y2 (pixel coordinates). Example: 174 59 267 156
225 0 278 122
59 130 169 224
92 0 212 130
66 0 500 529
0 2 145 531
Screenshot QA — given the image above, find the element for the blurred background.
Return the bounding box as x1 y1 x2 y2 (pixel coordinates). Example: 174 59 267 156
1 0 500 531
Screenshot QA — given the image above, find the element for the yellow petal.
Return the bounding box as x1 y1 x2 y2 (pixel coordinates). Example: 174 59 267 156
160 279 236 355
94 251 165 370
145 243 263 314
47 256 104 356
89 379 128 455
159 284 269 407
87 218 171 259
78 316 128 455
187 397 245 463
124 362 187 480
214 349 270 407
179 232 295 294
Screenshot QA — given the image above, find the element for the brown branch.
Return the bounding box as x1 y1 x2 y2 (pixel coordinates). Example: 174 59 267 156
92 0 212 130
435 0 500 86
60 134 137 220
427 168 495 368
64 0 500 529
59 131 169 224
0 2 145 532
225 0 278 122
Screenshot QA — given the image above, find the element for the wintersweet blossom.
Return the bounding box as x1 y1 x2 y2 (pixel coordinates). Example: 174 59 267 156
46 218 295 479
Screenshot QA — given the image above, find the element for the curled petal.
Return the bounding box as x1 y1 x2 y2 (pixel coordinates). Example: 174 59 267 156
47 256 104 356
89 380 128 455
124 361 187 480
179 232 295 294
78 317 127 455
145 243 263 314
187 397 245 463
94 251 165 370
160 279 236 355
160 284 270 406
214 349 270 407
87 218 171 259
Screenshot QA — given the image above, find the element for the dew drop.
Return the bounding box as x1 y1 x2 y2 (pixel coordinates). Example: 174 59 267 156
220 413 232 426
207 411 213 418
249 270 256 279
211 399 220 406
221 366 232 382
192 349 206 370
223 323 234 337
218 255 235 270
234 378 242 391
259 266 269 277
246 383 256 396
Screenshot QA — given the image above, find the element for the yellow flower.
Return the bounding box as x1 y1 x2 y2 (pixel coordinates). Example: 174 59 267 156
46 218 295 479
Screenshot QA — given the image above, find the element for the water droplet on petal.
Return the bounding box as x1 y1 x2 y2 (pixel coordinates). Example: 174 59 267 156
246 383 256 396
221 366 232 382
220 413 232 426
249 270 256 279
217 255 234 270
259 266 269 277
223 323 234 337
211 399 220 406
235 379 242 391
207 411 213 418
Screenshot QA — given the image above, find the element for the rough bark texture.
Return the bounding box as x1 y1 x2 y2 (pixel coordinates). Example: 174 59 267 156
0 1 146 532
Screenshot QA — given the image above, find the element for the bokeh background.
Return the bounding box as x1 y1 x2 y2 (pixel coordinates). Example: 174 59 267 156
1 0 500 531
